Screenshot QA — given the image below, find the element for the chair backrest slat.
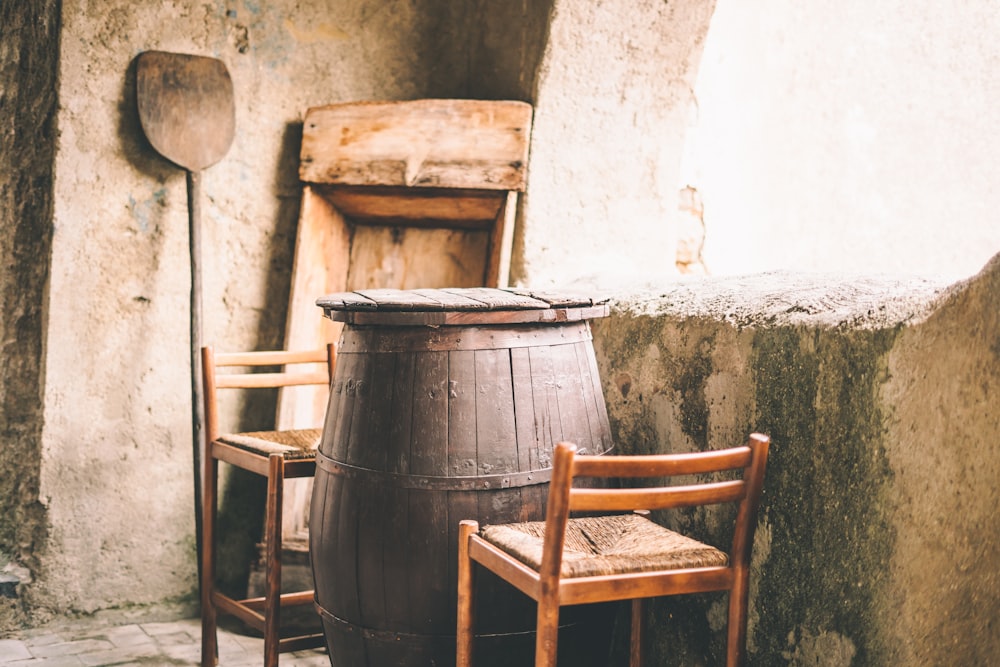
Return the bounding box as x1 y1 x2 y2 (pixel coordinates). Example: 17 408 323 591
215 370 330 389
539 434 769 581
214 349 330 366
571 446 752 478
569 479 747 512
201 344 336 443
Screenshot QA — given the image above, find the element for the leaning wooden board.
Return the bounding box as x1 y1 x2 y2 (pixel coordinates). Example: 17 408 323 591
276 101 533 543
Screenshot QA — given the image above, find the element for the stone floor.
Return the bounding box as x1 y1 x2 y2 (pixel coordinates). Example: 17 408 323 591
0 615 329 667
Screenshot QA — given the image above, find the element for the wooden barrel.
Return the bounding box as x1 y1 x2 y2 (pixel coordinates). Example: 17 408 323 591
310 288 614 667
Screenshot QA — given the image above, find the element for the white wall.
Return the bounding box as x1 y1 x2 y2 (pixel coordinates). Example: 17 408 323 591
682 0 1000 281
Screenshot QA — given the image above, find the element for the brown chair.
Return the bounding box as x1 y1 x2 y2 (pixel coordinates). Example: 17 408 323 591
200 345 335 667
456 433 770 667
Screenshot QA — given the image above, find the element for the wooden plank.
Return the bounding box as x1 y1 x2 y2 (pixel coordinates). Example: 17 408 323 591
409 351 449 476
411 288 490 310
406 488 449 633
326 351 362 463
574 334 614 455
440 287 549 310
509 347 539 473
345 226 491 292
550 341 589 453
404 349 450 634
354 289 448 311
448 350 478 478
485 191 518 288
382 352 414 628
322 185 504 226
277 186 348 542
528 344 560 461
385 351 415 475
506 288 607 308
474 348 518 476
326 305 608 327
299 99 532 191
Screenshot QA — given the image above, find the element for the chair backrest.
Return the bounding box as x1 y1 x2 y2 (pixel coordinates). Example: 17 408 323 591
201 345 336 441
539 434 770 579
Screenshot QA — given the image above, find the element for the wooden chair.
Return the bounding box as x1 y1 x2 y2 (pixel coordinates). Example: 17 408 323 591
200 345 335 667
456 433 770 667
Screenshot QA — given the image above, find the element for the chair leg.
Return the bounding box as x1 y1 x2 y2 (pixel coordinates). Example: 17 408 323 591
456 520 479 667
726 572 751 667
534 596 560 667
200 453 218 667
264 454 284 667
629 598 644 667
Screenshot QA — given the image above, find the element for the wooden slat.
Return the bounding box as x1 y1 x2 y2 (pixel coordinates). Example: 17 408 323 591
448 350 478 477
529 344 560 456
510 347 538 473
381 354 414 628
475 348 518 477
322 185 505 226
441 287 549 310
575 335 613 455
468 536 541 601
354 288 449 311
410 351 449 476
411 288 491 310
550 341 589 453
344 226 491 292
572 446 752 477
485 191 518 288
215 371 328 389
215 349 329 366
569 480 747 512
505 288 604 308
558 567 734 606
299 99 532 191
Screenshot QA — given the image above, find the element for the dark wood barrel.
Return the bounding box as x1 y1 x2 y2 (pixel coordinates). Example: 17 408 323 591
310 288 614 667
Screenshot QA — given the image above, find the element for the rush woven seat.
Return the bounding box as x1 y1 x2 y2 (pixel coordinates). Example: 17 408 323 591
480 513 729 579
457 434 770 667
200 346 335 667
217 428 322 460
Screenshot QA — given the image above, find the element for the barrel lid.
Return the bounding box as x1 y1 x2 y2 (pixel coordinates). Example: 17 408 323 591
316 287 610 326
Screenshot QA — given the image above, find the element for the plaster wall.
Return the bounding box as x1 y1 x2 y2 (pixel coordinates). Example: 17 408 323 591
29 0 550 619
592 255 1000 665
514 0 716 288
683 0 1000 281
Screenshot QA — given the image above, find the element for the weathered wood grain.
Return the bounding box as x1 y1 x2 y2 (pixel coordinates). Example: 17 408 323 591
310 315 613 666
300 99 532 191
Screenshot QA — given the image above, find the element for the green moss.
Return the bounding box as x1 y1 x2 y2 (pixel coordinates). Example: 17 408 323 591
667 329 715 450
751 326 898 665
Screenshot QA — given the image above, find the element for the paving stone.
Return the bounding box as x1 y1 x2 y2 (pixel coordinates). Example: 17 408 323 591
21 633 64 648
75 642 163 666
29 639 114 659
11 616 330 667
4 655 85 666
0 639 33 661
136 620 191 637
101 624 154 649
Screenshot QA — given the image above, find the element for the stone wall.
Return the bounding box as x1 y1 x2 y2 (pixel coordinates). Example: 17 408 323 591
592 254 1000 665
0 0 60 630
